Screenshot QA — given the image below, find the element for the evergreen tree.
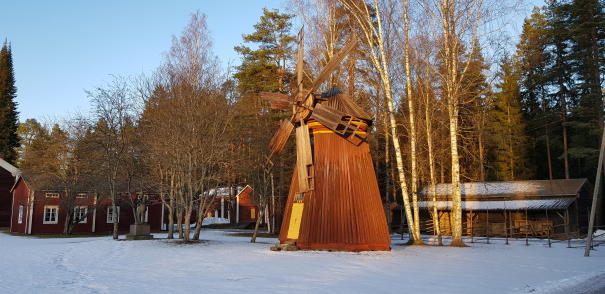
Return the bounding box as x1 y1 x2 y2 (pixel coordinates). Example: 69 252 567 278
234 8 296 95
517 7 558 180
488 55 532 181
564 0 605 178
0 40 20 164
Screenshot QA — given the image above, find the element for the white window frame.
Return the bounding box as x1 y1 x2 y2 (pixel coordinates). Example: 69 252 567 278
74 206 88 224
76 193 87 198
46 192 59 198
107 206 120 223
17 205 23 224
43 206 59 224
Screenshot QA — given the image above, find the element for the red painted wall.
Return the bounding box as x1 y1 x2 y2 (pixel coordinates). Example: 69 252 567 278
238 186 258 222
10 178 164 234
0 167 15 227
10 178 29 234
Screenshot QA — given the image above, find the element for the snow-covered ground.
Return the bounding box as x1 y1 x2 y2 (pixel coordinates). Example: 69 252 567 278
1 230 604 294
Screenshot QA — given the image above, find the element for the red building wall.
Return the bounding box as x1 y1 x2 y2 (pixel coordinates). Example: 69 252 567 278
10 177 30 234
238 186 259 223
0 167 15 227
10 177 164 234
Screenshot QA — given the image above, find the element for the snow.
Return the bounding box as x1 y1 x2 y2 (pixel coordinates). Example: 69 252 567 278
1 230 604 294
202 217 231 226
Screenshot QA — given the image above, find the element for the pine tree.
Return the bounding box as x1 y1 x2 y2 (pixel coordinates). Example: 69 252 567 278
0 40 20 165
234 8 296 95
564 0 605 178
232 8 297 231
488 54 532 181
517 7 556 180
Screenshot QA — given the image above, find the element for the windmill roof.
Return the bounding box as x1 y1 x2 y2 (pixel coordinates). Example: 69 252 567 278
324 93 373 122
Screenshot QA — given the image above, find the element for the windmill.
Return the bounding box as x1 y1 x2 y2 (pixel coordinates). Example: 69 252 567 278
261 31 390 252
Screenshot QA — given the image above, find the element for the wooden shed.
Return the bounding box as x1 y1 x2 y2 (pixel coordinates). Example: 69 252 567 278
393 179 593 239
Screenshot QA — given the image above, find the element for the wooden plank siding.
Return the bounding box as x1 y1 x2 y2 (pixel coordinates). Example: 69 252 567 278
10 176 164 235
0 166 15 227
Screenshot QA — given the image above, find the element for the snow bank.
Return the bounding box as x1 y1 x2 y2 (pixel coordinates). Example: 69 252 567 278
202 217 231 226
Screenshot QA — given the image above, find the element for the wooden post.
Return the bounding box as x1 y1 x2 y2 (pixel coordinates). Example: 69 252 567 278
486 208 490 244
504 204 509 245
566 208 571 248
546 208 551 248
525 207 529 246
585 125 605 257
469 208 474 243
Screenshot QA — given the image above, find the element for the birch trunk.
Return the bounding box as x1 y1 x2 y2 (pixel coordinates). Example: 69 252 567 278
339 0 421 242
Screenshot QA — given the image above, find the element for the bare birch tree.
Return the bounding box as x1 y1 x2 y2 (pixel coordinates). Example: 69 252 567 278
338 0 424 244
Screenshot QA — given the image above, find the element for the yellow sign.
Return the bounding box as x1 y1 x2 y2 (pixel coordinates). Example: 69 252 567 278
287 203 304 239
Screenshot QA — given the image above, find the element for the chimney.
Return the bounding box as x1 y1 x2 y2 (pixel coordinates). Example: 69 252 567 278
0 153 4 160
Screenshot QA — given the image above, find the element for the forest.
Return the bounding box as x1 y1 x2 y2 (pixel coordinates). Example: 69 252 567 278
1 0 604 242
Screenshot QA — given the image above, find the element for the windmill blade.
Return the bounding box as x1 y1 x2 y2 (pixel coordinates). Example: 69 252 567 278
260 92 290 110
268 118 294 156
309 35 357 93
295 122 313 192
297 28 304 88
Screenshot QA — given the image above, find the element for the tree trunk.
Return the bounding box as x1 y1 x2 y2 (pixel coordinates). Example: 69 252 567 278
403 0 424 244
251 211 264 243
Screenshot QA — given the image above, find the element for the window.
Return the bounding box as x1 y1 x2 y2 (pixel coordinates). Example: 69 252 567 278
17 205 23 224
74 207 88 223
43 206 59 224
107 206 120 223
46 193 59 198
251 208 256 219
76 193 87 198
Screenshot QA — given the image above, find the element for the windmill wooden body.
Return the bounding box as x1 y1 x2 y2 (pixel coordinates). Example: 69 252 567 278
261 34 390 252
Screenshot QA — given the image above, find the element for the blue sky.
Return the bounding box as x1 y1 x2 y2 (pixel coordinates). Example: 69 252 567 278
2 0 540 122
1 1 286 121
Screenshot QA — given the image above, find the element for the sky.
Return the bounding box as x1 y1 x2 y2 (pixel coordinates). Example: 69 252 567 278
1 0 542 123
1 1 287 122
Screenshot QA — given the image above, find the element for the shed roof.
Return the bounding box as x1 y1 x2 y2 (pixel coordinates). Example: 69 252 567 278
418 198 577 211
420 179 588 199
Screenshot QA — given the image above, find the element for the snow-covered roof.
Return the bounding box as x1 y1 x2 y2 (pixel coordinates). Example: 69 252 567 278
420 179 588 199
202 186 245 197
0 157 20 178
418 198 577 211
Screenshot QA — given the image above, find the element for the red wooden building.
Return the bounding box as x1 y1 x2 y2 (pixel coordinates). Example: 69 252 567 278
0 156 19 227
10 174 164 235
179 185 260 225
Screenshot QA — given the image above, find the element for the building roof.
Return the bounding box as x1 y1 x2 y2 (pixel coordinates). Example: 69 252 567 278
324 93 373 122
202 186 246 198
0 158 20 178
418 198 577 211
410 179 590 211
420 179 588 199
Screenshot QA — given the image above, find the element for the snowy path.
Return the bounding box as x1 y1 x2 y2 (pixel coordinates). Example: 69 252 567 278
1 230 604 293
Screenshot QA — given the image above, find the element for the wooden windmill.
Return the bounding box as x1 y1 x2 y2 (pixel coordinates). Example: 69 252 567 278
261 31 390 252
